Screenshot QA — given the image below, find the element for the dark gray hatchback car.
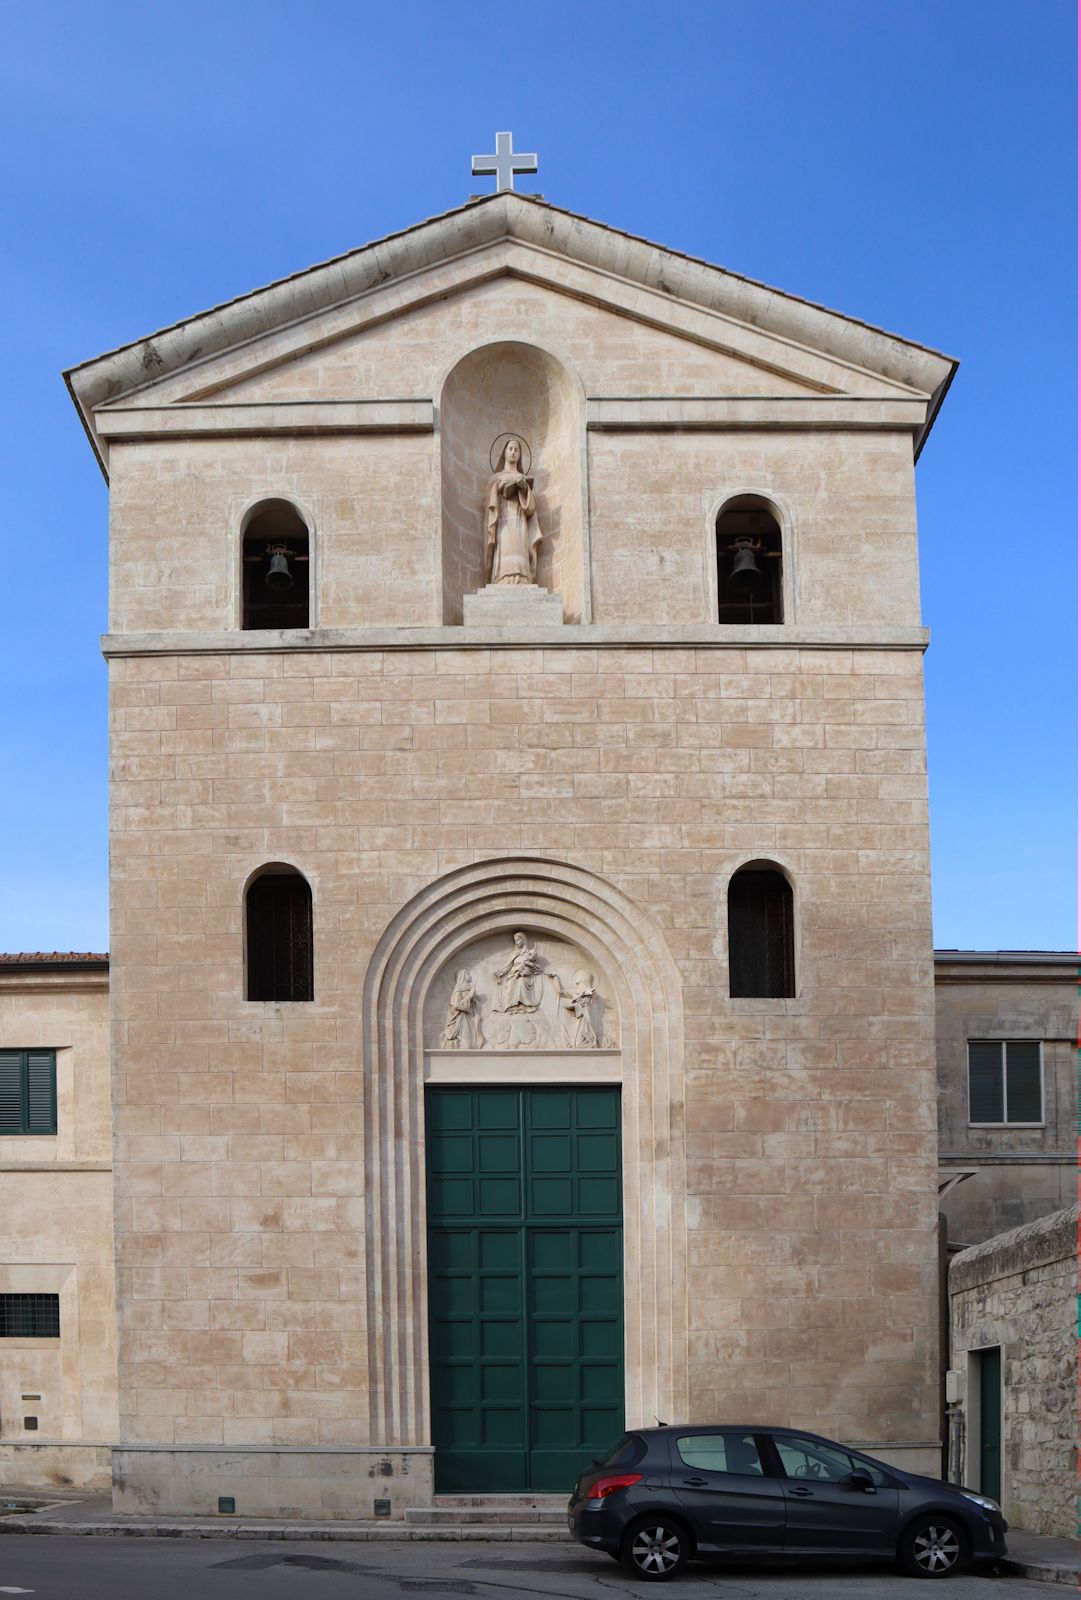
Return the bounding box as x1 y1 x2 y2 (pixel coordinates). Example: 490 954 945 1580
568 1425 1007 1580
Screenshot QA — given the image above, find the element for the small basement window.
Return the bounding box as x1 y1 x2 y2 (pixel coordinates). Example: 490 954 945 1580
246 866 314 1002
242 500 310 630
716 497 783 624
0 1294 60 1338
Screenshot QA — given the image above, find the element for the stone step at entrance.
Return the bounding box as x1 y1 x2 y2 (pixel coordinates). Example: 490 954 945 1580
405 1495 568 1526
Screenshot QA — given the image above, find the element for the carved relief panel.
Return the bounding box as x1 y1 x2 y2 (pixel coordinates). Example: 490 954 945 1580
426 929 617 1052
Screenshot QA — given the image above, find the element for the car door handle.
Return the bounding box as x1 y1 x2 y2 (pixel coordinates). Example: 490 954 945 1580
789 1486 814 1497
681 1477 707 1487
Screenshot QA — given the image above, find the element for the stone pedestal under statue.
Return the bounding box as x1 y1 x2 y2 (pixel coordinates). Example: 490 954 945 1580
462 582 564 627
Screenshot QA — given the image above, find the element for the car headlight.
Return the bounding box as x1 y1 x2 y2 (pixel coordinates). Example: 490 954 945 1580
959 1490 1001 1514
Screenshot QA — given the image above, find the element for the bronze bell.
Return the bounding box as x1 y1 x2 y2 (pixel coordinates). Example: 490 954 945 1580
729 540 763 590
265 546 293 591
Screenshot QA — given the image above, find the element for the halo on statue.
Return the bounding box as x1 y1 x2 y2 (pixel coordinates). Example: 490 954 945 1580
489 433 533 475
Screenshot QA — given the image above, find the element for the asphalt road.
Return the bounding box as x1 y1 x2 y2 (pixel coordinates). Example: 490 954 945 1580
0 1537 1057 1600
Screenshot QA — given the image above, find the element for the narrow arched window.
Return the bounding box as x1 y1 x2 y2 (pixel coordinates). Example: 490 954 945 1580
246 866 313 1001
728 865 794 997
716 497 783 623
242 500 310 630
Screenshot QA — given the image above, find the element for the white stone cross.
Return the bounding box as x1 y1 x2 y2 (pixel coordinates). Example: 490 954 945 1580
471 132 538 193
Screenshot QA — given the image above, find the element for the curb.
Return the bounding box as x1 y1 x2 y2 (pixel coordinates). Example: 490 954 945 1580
1000 1557 1077 1587
0 1518 571 1542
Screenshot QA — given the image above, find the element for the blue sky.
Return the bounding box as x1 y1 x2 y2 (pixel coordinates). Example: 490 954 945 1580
1 0 1075 952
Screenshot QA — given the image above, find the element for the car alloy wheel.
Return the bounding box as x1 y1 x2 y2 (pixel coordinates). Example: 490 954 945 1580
623 1517 689 1580
901 1518 964 1578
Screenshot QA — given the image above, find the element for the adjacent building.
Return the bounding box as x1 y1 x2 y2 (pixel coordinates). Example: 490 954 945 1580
0 953 117 1487
935 950 1076 1248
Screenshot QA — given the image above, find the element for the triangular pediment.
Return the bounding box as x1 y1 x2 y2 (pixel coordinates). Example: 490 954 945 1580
66 194 956 474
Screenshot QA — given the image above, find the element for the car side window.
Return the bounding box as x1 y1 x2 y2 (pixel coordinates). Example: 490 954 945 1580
676 1433 764 1475
773 1436 888 1486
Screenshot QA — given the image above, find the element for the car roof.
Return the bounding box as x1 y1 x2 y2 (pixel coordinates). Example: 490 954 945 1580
631 1425 840 1438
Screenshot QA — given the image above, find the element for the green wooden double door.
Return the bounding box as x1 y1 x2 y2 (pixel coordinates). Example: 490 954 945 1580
426 1087 624 1493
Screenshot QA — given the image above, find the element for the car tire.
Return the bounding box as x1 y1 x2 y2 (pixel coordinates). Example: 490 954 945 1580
620 1515 690 1581
897 1515 967 1579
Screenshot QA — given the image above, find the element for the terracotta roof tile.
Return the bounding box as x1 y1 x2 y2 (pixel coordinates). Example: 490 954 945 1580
0 951 109 965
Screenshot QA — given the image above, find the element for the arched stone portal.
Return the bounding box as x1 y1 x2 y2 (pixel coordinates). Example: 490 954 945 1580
362 857 688 1455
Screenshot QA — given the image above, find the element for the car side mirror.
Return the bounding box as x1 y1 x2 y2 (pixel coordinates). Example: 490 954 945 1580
844 1469 876 1493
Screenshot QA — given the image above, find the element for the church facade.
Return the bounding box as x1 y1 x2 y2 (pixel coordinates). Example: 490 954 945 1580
63 194 956 1517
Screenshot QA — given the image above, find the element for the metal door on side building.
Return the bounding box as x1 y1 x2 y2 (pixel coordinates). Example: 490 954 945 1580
426 1086 624 1493
976 1345 1002 1502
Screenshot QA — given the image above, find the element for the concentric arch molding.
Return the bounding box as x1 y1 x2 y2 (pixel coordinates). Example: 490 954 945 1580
361 854 689 1446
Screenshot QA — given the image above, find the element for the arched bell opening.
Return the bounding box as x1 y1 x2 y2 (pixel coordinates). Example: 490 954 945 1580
439 342 584 623
715 496 783 624
241 499 311 630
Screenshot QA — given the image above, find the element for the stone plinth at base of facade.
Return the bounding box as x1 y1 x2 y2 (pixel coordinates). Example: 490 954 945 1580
111 1446 435 1521
461 584 563 627
0 1440 112 1490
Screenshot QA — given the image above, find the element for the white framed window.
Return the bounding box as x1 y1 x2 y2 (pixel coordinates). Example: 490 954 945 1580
967 1040 1044 1126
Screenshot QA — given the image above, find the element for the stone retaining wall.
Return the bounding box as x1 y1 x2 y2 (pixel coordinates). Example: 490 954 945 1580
950 1204 1077 1537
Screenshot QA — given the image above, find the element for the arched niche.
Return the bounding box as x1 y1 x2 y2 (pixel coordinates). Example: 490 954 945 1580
439 343 585 623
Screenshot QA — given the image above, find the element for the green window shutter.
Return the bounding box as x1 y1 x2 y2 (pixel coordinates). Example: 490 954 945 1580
968 1042 1004 1123
1005 1042 1042 1123
26 1053 57 1134
0 1052 23 1133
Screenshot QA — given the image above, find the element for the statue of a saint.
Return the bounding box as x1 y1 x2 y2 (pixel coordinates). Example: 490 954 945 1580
549 969 599 1048
484 438 540 586
493 932 542 1012
438 969 482 1049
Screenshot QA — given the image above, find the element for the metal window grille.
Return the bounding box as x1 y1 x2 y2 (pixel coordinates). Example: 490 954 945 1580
728 869 795 998
246 872 314 1002
0 1294 60 1338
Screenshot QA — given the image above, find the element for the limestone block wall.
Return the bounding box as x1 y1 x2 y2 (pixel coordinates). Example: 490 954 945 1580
586 429 919 627
108 434 440 635
0 968 117 1487
104 274 924 639
107 638 940 1467
950 1206 1078 1537
108 427 918 638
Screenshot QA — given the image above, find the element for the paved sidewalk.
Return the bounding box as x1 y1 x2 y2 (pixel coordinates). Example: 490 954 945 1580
0 1489 1076 1585
999 1529 1078 1587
